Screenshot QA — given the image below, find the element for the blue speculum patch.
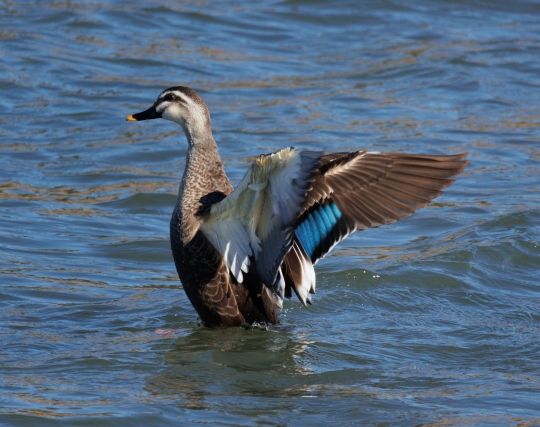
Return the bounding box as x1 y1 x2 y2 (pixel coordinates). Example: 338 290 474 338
295 202 343 258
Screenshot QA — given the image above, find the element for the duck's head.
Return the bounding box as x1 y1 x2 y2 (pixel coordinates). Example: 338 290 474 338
127 86 211 140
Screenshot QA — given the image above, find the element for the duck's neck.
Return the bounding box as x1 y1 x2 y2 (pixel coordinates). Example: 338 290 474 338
172 126 232 243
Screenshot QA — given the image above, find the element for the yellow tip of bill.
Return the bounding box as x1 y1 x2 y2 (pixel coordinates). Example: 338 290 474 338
126 114 137 122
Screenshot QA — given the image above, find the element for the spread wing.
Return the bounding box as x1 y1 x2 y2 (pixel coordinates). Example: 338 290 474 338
285 151 468 304
200 148 321 292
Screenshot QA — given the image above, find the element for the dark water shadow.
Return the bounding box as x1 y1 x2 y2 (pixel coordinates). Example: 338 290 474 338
144 324 314 411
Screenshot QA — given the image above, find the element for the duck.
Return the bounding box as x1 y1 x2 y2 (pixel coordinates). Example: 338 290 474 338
126 85 467 327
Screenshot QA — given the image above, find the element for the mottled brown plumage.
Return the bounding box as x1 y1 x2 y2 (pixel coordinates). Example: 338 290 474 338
128 86 467 327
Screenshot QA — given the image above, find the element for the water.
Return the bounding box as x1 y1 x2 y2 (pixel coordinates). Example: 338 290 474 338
1 1 539 425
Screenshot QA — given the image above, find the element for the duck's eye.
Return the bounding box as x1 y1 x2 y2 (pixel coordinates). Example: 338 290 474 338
162 93 175 102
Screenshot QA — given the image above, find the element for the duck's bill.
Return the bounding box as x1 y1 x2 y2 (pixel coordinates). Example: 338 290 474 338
126 106 161 121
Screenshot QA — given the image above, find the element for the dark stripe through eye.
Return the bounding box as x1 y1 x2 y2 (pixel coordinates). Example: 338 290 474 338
160 93 185 103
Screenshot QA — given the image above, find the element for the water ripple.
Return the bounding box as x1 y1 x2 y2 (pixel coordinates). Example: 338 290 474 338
1 0 540 425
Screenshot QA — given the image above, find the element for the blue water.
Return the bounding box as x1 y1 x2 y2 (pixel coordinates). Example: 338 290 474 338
1 1 539 425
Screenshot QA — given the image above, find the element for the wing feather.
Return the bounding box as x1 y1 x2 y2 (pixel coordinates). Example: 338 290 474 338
298 151 467 262
283 151 467 302
200 148 321 291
